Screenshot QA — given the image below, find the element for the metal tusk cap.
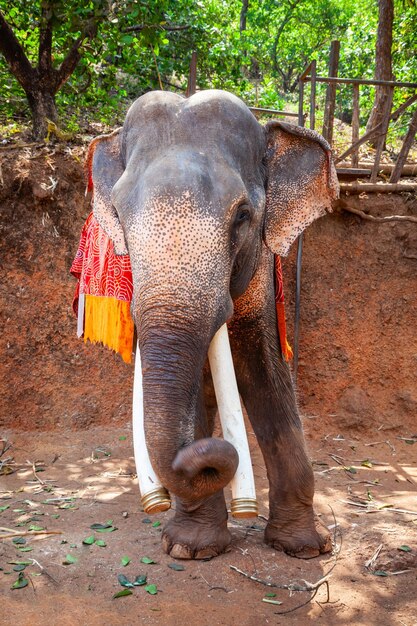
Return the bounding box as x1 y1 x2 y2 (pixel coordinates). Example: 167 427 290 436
141 487 171 514
230 498 258 519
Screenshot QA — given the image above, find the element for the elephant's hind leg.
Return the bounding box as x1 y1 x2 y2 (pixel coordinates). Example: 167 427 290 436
230 250 332 558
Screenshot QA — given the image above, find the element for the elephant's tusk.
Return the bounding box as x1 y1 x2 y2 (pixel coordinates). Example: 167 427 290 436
133 344 171 514
208 324 258 518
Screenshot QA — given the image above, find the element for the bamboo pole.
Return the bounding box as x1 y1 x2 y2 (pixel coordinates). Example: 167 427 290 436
340 182 417 194
370 88 393 183
337 161 417 175
322 40 340 144
351 84 360 167
389 109 417 183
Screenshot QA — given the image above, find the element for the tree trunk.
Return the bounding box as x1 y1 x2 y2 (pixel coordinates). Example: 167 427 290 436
27 89 59 140
366 0 394 143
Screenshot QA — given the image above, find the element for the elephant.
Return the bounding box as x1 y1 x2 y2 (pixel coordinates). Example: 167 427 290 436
88 89 339 560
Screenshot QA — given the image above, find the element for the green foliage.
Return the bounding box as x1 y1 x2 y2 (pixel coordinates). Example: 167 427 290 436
0 0 416 135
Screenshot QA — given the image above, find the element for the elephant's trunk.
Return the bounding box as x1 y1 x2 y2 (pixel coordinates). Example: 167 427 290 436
138 310 237 503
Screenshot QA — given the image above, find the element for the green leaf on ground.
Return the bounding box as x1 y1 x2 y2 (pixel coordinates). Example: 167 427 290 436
168 563 184 571
361 460 373 468
344 466 357 474
12 537 26 545
113 589 133 599
262 598 282 605
121 556 131 567
63 554 78 565
145 584 158 595
17 546 33 552
119 436 127 441
398 545 412 552
90 521 117 533
27 525 45 531
372 570 388 577
264 593 277 597
13 564 27 572
140 556 156 564
133 575 147 586
0 505 10 512
142 518 152 524
11 572 29 589
118 574 134 588
95 539 106 547
7 561 32 566
152 521 161 528
82 535 95 545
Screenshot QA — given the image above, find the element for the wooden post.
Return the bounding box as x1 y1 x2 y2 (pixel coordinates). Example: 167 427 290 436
370 87 393 183
186 51 197 97
322 40 340 144
298 78 305 126
389 108 417 183
351 84 360 167
310 60 316 130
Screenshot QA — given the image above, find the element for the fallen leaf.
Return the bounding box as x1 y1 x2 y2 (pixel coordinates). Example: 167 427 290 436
118 574 134 588
133 575 147 586
11 572 29 589
113 589 133 599
140 556 156 564
168 563 185 571
12 537 26 545
82 535 95 545
95 539 106 547
121 556 131 567
145 584 158 595
398 545 412 552
262 598 282 605
63 554 78 565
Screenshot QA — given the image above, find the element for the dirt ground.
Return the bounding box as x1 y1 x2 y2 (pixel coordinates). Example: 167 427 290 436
0 146 417 624
1 424 417 625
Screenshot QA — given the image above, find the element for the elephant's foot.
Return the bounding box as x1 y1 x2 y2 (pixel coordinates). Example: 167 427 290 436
161 491 231 560
265 508 332 559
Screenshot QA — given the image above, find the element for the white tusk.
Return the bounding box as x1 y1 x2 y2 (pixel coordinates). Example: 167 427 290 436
208 324 258 518
132 343 171 514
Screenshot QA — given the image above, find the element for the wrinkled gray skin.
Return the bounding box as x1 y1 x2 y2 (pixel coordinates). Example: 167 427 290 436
90 90 339 560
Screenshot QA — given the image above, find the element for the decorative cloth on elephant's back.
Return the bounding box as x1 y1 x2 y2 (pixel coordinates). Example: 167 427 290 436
70 212 134 363
70 213 293 364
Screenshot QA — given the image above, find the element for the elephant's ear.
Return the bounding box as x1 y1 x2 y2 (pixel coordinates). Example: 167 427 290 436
86 128 128 255
263 121 339 256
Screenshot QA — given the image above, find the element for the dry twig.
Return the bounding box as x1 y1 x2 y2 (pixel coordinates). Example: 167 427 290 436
341 205 417 223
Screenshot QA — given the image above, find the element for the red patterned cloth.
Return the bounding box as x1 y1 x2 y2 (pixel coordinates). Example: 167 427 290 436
71 212 133 312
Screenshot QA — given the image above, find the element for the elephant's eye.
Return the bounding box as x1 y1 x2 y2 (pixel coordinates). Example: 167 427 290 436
235 205 251 225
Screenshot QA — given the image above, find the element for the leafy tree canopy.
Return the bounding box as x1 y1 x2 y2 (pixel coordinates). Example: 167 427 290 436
0 0 416 138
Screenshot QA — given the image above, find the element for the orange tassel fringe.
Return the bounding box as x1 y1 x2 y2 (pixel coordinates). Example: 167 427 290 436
84 295 134 364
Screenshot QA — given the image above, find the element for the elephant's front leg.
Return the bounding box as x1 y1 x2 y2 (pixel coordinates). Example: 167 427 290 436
161 378 231 560
230 253 332 558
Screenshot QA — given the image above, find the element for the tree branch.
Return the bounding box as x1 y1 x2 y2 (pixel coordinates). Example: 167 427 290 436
38 1 54 76
53 19 98 92
123 23 190 33
0 10 35 91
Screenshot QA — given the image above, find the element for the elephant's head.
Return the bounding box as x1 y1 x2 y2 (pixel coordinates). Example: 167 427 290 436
88 90 339 504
